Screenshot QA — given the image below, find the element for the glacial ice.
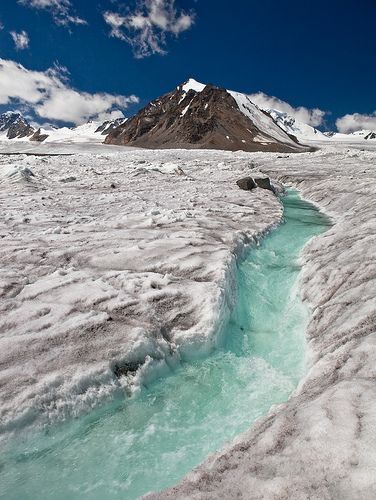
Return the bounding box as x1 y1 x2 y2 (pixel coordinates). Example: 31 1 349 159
147 142 376 499
0 148 282 433
0 188 328 500
1 140 376 499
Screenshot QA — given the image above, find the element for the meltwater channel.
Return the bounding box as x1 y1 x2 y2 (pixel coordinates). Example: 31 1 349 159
0 190 330 500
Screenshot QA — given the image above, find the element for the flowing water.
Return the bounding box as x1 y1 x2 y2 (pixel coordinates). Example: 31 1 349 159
0 190 330 500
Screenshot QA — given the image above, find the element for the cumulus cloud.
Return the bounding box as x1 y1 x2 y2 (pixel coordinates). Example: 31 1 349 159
336 112 376 133
10 30 30 50
248 91 326 127
18 0 87 26
103 0 195 58
0 58 139 125
95 109 126 122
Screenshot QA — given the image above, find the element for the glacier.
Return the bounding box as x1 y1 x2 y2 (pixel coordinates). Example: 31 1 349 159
0 139 376 498
0 188 329 499
147 143 376 499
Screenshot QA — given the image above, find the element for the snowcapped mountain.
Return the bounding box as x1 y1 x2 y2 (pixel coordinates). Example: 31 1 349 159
264 109 328 142
1 86 375 149
105 79 310 153
0 112 35 140
95 117 127 135
36 119 126 144
0 112 127 144
325 129 376 141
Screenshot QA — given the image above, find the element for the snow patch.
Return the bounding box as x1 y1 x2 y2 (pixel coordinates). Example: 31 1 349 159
181 78 206 94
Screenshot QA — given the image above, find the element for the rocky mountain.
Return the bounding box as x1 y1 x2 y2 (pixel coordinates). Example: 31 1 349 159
95 118 127 135
0 112 35 140
104 79 310 153
324 129 376 141
0 112 127 144
365 131 376 140
1 90 374 149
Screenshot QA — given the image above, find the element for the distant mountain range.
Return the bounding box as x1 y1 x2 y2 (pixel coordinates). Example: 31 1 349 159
1 80 375 151
0 111 126 144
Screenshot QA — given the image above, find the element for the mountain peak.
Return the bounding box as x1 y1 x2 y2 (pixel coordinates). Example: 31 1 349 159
180 78 206 94
0 111 35 140
0 111 23 119
105 80 308 153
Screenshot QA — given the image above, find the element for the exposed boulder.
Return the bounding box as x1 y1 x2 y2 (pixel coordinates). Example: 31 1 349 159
237 176 277 194
236 177 257 191
254 177 274 192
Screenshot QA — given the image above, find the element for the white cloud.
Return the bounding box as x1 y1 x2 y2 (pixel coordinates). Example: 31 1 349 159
95 109 125 122
103 0 195 58
0 58 139 125
336 112 376 133
18 0 87 26
248 91 326 127
10 30 30 50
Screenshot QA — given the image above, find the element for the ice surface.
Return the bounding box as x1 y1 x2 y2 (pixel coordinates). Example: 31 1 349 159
0 147 282 434
1 140 376 499
147 143 376 499
0 191 328 500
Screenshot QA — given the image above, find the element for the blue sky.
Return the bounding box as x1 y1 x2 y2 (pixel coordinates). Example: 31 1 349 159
0 0 375 132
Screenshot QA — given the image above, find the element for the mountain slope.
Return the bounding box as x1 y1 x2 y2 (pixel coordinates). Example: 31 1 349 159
0 113 127 144
104 79 310 153
265 109 328 142
0 112 35 140
325 129 376 141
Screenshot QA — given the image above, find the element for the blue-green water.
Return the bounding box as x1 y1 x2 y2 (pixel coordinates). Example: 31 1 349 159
0 190 330 500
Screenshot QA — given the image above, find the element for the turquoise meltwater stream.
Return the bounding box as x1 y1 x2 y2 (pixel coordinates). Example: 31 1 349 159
0 190 330 500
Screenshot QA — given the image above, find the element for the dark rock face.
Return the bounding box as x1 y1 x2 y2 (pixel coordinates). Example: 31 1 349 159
95 118 127 135
364 132 376 140
237 177 257 190
105 81 308 153
0 112 35 139
0 112 130 143
30 128 49 142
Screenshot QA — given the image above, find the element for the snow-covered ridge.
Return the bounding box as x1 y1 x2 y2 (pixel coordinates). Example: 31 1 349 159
176 80 320 144
38 120 126 144
1 82 376 148
265 108 328 141
325 129 376 141
0 112 127 144
228 91 300 146
178 80 376 144
178 79 299 146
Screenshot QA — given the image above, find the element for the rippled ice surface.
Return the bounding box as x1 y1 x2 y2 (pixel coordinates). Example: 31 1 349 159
0 190 330 500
